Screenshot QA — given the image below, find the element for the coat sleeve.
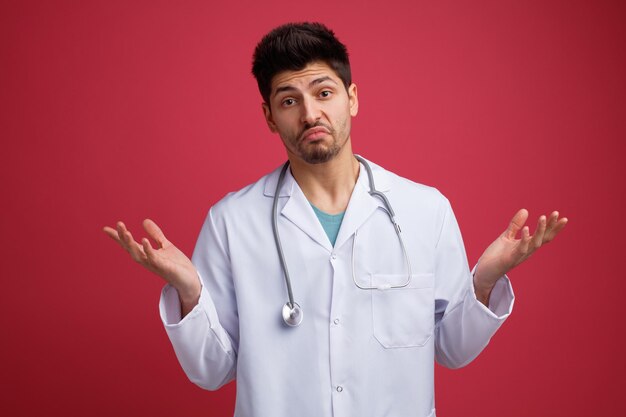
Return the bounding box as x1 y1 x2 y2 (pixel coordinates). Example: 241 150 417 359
158 207 238 390
433 199 515 369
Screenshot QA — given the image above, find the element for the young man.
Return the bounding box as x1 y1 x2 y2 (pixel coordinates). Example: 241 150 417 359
104 22 566 417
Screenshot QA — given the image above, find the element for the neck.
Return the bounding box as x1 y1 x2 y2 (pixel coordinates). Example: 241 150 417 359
287 141 359 214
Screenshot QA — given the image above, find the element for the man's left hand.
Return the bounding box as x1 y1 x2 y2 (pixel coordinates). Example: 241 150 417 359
473 209 568 305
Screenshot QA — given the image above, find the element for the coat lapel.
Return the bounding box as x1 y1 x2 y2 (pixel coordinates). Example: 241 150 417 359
333 158 390 250
265 164 333 252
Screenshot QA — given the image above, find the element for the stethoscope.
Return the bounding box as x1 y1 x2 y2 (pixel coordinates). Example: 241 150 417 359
273 155 412 327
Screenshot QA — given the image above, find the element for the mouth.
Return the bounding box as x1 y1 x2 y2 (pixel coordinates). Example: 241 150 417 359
300 126 330 142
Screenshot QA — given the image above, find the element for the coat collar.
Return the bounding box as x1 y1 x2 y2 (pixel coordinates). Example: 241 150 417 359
263 156 392 251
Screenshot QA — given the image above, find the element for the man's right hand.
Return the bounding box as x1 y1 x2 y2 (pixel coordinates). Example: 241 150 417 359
103 219 200 316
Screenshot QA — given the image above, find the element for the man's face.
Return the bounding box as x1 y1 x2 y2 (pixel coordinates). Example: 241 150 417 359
263 61 358 164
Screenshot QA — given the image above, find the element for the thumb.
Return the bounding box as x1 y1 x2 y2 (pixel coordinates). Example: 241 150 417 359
143 218 169 248
504 209 529 239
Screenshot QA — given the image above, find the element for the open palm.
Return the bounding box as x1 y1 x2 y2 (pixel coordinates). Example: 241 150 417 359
474 209 568 294
103 219 200 301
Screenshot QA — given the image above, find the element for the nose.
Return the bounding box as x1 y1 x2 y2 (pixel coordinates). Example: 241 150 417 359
300 95 321 125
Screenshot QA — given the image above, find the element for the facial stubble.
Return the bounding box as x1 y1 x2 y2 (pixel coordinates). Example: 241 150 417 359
291 120 349 164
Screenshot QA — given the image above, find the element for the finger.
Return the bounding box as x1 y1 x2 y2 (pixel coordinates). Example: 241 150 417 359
117 223 147 263
103 226 122 244
143 219 168 248
142 238 171 276
529 215 547 250
546 211 559 229
518 226 531 256
116 222 131 251
545 217 568 243
142 237 161 268
543 211 564 241
505 209 529 239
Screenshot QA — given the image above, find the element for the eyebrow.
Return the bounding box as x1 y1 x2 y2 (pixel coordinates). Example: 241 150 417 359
273 76 339 97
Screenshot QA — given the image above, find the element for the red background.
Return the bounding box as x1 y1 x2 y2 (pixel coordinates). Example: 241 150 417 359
2 1 624 416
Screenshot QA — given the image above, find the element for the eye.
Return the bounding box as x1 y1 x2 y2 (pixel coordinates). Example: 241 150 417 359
319 90 332 98
281 98 296 107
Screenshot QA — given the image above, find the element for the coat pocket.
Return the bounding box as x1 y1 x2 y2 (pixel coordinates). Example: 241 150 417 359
370 273 434 348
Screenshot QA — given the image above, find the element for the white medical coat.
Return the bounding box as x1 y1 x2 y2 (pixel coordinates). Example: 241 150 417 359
159 158 514 417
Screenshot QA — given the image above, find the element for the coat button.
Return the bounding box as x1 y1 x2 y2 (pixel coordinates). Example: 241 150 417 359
333 318 340 325
336 386 343 392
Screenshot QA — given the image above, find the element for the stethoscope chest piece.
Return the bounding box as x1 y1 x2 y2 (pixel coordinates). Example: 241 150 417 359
282 302 303 327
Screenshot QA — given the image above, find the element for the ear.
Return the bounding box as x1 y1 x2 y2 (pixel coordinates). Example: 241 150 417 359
262 102 277 133
348 83 359 117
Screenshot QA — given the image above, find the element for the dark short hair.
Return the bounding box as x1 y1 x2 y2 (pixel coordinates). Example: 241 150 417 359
252 22 352 104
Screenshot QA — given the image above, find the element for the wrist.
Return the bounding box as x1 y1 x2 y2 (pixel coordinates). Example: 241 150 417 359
473 273 495 307
175 276 201 305
178 287 200 303
473 261 503 290
176 281 201 318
